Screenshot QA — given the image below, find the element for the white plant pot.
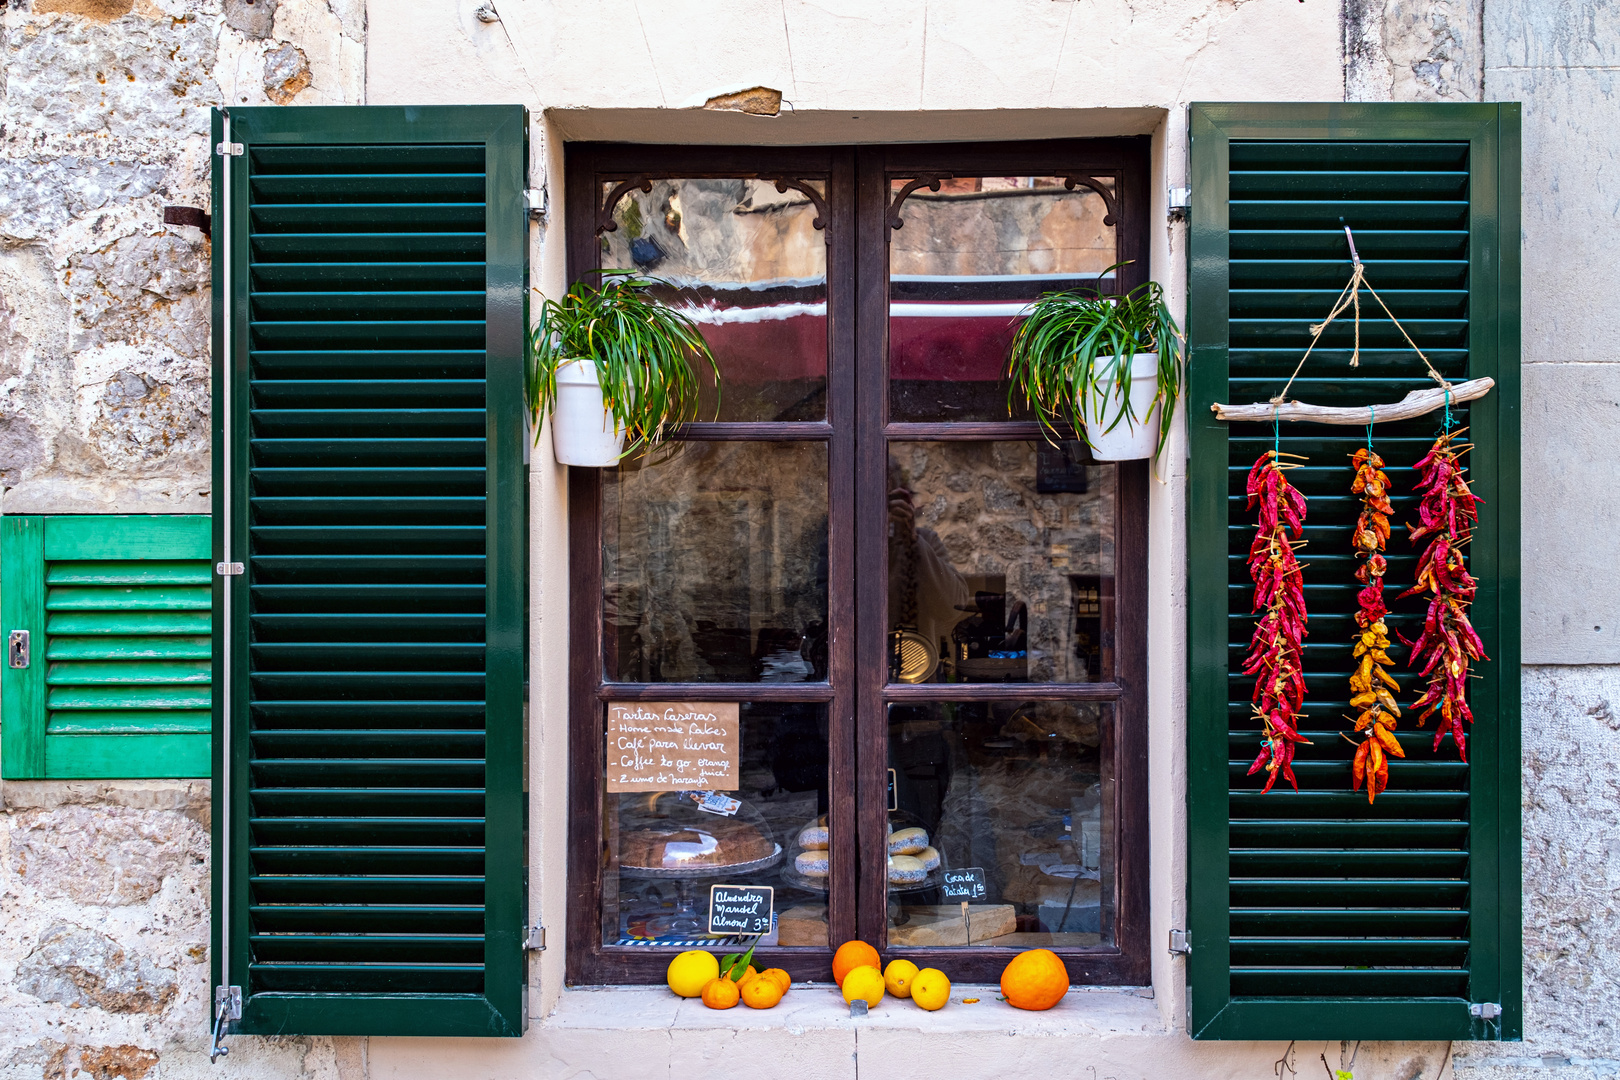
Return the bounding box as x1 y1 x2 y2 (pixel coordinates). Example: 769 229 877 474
551 358 627 467
1078 351 1161 461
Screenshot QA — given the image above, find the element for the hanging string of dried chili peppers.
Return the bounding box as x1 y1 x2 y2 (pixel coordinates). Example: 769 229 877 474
1399 427 1487 761
1348 444 1403 802
1243 448 1310 792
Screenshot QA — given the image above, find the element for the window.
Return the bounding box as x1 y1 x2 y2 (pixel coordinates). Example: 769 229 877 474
1 514 212 780
567 141 1151 985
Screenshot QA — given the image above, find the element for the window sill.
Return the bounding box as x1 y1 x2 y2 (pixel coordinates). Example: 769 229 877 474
544 984 1160 1036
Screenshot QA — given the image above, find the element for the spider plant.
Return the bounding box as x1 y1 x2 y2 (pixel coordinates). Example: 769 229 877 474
1006 261 1185 460
526 271 721 459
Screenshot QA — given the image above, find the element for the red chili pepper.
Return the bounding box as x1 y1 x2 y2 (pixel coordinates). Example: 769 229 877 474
1398 430 1487 761
1244 450 1310 792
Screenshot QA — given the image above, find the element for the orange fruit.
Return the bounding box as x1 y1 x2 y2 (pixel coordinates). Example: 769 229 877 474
883 958 919 999
999 948 1069 1011
832 940 882 986
701 976 741 1009
759 968 792 995
911 967 950 1011
729 964 759 984
741 975 785 1009
841 964 886 1007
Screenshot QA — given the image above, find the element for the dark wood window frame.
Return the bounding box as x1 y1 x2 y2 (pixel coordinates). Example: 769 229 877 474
566 140 1151 986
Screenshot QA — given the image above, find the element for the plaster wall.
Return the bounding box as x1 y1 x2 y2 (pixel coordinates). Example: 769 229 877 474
0 0 1614 1078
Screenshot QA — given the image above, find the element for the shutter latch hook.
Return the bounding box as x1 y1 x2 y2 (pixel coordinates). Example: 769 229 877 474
209 985 242 1063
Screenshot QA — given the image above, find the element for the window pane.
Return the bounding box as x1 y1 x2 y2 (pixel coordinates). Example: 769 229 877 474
888 176 1118 423
885 700 1115 949
888 442 1114 684
600 179 828 421
602 702 831 947
605 442 829 683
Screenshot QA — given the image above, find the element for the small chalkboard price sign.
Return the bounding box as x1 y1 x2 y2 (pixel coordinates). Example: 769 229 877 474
941 867 988 901
708 884 774 936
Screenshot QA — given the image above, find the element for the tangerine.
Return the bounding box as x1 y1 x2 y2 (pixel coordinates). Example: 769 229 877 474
832 940 882 986
740 976 785 1009
841 964 886 1007
700 976 741 1009
758 967 792 995
999 948 1069 1011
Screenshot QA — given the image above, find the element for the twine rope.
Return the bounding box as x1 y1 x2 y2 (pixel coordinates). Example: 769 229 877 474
1269 229 1450 407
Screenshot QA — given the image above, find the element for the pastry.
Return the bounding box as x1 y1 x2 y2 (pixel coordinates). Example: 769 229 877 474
915 845 941 872
795 850 830 877
620 819 773 869
797 824 830 850
888 855 927 885
888 826 929 856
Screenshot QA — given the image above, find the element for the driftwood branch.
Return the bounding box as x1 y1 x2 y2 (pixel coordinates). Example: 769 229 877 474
1211 376 1495 425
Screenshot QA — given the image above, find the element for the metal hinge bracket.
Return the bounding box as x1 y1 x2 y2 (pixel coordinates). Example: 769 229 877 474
524 187 547 218
209 985 242 1062
216 141 244 157
8 629 29 669
525 924 546 950
1168 929 1191 956
216 562 245 576
1470 1002 1502 1019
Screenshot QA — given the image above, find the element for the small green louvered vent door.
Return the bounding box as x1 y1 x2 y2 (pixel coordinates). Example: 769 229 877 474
2 515 211 779
1187 105 1520 1041
213 106 526 1037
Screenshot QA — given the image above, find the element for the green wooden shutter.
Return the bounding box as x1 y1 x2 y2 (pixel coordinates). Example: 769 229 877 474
211 106 528 1037
1187 103 1520 1041
2 515 211 779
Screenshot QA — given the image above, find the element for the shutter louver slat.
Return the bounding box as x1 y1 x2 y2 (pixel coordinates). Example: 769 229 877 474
243 142 491 1001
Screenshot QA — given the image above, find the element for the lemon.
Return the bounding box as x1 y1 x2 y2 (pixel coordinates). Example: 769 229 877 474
666 949 720 998
841 964 886 1008
910 967 950 1011
883 958 920 999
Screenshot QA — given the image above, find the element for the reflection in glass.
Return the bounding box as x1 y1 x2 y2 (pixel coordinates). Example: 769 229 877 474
604 441 829 683
602 703 831 947
888 176 1119 422
885 701 1114 949
600 179 828 421
888 442 1114 684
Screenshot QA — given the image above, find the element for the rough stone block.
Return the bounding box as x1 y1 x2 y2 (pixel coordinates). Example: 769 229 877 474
8 803 207 906
15 924 178 1014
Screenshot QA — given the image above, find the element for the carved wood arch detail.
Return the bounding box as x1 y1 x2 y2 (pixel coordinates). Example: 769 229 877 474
885 174 950 231
1062 175 1120 226
759 176 829 234
595 176 653 236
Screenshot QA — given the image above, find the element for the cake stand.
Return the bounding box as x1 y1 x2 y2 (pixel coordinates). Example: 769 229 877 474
620 844 784 938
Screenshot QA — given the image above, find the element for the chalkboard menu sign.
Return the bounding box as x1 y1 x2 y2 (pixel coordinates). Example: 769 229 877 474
1035 440 1090 494
605 702 740 792
708 885 774 936
941 866 988 901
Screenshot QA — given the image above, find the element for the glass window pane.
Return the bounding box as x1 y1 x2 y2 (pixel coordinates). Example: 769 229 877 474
888 176 1118 423
885 701 1115 949
605 442 829 683
600 179 828 422
888 442 1114 685
602 702 831 948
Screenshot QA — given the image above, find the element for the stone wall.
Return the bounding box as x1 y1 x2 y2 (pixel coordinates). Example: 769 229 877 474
0 1 364 1076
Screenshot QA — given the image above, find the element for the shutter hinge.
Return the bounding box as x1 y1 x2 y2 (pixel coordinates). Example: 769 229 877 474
524 924 546 950
1470 1002 1503 1019
209 985 242 1062
1168 186 1191 222
524 187 547 219
216 141 244 157
216 562 245 576
1168 929 1191 956
8 629 29 669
